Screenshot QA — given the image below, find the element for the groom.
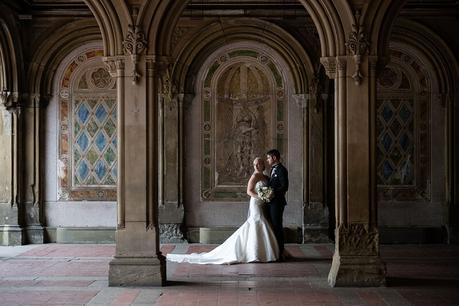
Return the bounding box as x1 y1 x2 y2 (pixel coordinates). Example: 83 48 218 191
266 149 288 260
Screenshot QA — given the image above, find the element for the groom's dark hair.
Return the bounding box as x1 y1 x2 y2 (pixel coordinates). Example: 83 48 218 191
266 149 281 159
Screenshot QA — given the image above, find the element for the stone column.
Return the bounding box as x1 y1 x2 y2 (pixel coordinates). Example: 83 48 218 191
22 94 46 243
157 66 185 242
0 91 23 245
104 50 165 285
452 86 459 243
321 52 385 286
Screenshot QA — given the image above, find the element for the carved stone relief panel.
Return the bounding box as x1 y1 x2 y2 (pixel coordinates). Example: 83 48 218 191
58 49 117 201
376 49 431 201
201 50 286 201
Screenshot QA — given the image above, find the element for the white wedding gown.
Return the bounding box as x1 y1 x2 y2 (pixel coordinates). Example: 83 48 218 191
167 181 279 264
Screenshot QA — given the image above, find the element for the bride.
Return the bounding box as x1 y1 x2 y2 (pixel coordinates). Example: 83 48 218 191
166 157 279 264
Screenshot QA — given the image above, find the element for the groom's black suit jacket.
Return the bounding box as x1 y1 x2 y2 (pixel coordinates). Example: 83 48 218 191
268 163 289 206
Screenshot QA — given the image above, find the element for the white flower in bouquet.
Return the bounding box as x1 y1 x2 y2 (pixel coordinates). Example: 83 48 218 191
255 185 274 203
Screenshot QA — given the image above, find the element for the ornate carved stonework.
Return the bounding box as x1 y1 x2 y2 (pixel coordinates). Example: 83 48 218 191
320 57 337 79
376 48 431 201
0 90 21 114
104 58 125 78
329 223 386 287
345 10 370 85
159 223 185 243
58 49 117 201
336 223 379 256
201 49 286 201
171 27 191 52
123 25 147 84
159 65 178 110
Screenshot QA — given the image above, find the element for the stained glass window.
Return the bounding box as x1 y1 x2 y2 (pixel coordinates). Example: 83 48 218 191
377 99 414 185
73 96 117 186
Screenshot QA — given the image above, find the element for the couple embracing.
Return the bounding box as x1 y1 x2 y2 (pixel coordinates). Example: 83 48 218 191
167 149 288 265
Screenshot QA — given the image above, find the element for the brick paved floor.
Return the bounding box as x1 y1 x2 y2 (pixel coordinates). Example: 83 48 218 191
0 243 458 305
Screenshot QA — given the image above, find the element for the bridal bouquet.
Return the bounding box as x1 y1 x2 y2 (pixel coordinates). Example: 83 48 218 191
256 185 274 203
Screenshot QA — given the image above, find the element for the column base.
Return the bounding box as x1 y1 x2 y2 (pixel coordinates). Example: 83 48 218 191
328 253 386 287
109 255 166 287
0 225 24 245
25 225 44 244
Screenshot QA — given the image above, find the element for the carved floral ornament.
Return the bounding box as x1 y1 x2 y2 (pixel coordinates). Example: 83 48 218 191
159 64 179 109
122 25 147 84
345 10 370 85
103 58 125 78
0 89 21 114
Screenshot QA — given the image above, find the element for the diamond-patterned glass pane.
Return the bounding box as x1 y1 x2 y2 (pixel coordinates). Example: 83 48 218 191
72 96 117 187
399 104 412 123
94 131 107 153
104 147 116 165
76 132 89 153
104 119 116 137
76 103 90 124
399 133 410 151
382 104 393 123
382 133 392 152
377 98 414 186
87 121 98 137
389 119 402 137
94 159 107 181
382 160 394 181
95 104 108 125
77 160 89 181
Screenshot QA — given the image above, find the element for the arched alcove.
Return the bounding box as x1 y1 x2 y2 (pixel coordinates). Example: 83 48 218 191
182 41 305 241
43 43 117 241
377 19 459 243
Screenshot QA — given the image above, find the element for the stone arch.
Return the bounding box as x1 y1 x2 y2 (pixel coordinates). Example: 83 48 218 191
27 19 102 101
140 0 350 58
391 19 458 96
365 0 408 56
172 18 315 95
82 0 130 56
376 18 459 238
181 40 306 232
0 7 22 95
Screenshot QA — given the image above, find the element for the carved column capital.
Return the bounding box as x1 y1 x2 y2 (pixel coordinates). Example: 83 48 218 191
103 57 125 78
0 89 21 115
336 57 347 76
345 10 370 85
292 93 308 109
320 57 337 79
29 93 51 108
123 25 147 84
157 62 178 109
145 55 157 77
